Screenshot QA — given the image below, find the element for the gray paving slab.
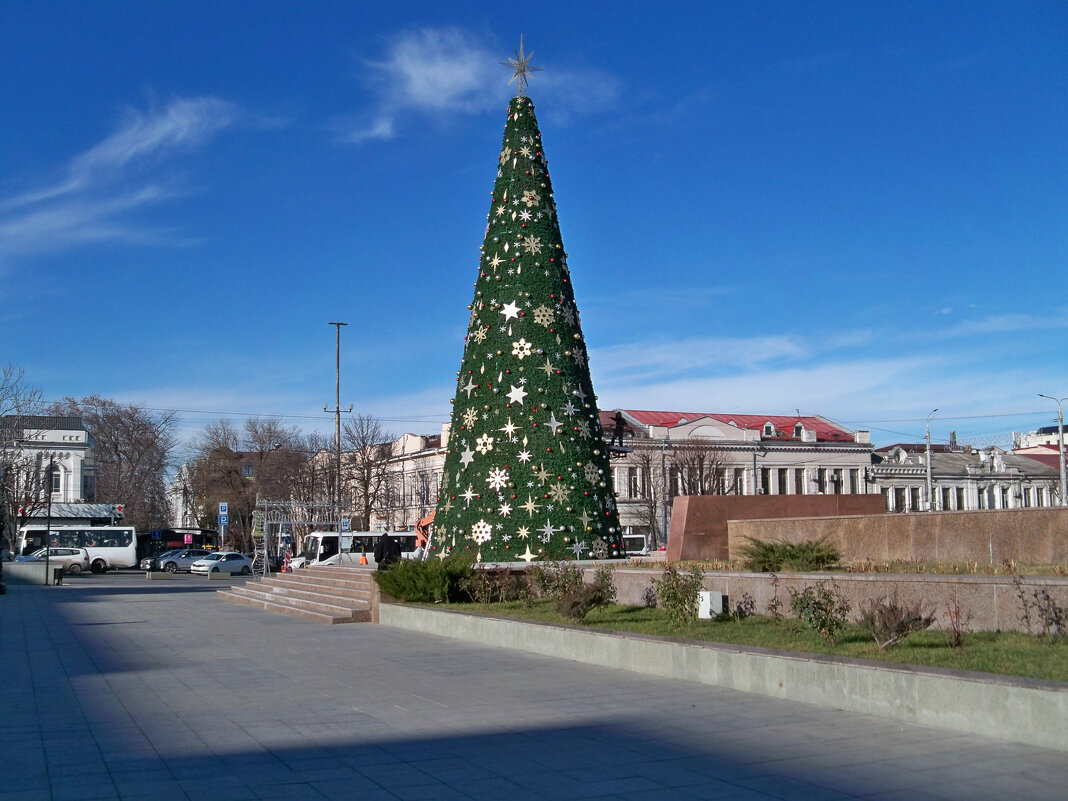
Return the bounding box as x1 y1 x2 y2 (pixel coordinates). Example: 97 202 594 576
1 572 1065 801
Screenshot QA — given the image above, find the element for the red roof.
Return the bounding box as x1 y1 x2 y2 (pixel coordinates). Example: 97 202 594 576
601 409 855 443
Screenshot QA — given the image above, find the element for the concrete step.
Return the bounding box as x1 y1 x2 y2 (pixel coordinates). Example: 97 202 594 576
261 574 372 595
253 581 371 606
217 566 376 624
227 584 366 617
217 589 369 624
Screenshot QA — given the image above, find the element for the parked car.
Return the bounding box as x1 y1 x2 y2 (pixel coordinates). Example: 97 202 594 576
143 548 212 573
190 551 252 575
140 549 181 571
15 547 91 574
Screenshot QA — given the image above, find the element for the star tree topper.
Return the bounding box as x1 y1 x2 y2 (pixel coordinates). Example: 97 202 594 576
501 35 542 97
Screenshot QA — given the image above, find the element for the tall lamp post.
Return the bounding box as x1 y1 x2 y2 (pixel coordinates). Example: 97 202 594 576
925 409 938 511
1037 394 1067 507
326 322 352 560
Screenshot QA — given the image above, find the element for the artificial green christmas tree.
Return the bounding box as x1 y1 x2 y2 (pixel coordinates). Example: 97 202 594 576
434 45 622 562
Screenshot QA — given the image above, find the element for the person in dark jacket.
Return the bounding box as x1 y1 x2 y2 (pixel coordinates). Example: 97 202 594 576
373 531 402 570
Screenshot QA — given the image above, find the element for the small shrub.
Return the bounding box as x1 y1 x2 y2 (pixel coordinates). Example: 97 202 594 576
739 537 841 572
529 560 584 602
858 593 935 649
766 573 784 620
652 565 704 629
555 565 616 622
1032 587 1067 641
730 592 756 620
940 591 972 653
372 552 474 603
1005 559 1066 641
789 581 850 643
461 567 530 604
641 585 658 609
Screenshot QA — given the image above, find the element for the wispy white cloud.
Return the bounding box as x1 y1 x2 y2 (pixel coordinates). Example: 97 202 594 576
593 335 808 381
935 311 1068 338
339 28 620 144
0 96 238 264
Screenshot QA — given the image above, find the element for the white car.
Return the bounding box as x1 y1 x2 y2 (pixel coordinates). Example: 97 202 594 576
15 547 91 574
190 551 253 575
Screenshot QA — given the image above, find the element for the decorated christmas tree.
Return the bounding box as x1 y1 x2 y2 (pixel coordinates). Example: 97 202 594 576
433 41 622 562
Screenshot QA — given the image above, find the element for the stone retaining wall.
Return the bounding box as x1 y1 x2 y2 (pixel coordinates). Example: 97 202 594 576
607 567 1068 633
379 603 1068 751
728 506 1068 564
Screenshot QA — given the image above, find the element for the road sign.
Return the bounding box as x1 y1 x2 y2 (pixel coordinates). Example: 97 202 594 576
219 502 228 515
219 514 229 525
341 519 350 532
183 534 193 544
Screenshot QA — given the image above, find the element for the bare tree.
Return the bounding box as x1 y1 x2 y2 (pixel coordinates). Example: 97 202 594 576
671 437 733 496
625 444 667 549
342 414 394 530
49 396 178 529
1 366 46 558
187 417 310 550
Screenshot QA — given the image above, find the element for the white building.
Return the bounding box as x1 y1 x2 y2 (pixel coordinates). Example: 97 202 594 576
1012 424 1066 449
870 443 1058 512
603 410 876 546
374 428 448 532
1 415 95 504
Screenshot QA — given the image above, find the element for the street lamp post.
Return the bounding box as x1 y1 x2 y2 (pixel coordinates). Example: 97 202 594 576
925 409 938 512
326 322 352 562
1037 394 1067 507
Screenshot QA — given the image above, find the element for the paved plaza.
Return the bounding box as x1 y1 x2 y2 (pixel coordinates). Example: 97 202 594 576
1 572 1064 801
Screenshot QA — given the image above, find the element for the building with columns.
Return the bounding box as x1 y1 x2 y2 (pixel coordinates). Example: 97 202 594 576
1 415 95 505
870 443 1059 512
602 410 875 547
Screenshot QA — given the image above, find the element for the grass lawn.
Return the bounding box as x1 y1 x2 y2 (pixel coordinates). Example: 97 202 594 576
440 599 1068 683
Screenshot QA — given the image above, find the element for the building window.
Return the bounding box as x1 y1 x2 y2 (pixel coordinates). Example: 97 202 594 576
1037 488 1045 507
956 487 965 510
627 467 639 498
778 468 788 495
763 423 774 437
999 487 1009 509
832 469 843 495
849 469 859 495
760 467 770 495
941 487 952 511
909 487 920 511
882 488 891 511
818 469 828 494
51 468 61 495
794 423 804 438
733 468 745 495
794 469 805 495
894 487 906 512
977 488 987 510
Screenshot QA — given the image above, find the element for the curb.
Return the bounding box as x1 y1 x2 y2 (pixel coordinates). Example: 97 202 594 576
378 603 1067 752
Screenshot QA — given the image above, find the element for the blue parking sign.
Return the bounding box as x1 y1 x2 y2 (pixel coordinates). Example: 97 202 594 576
219 514 229 525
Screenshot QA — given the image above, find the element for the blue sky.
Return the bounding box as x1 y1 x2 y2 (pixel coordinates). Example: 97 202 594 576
2 1 1065 457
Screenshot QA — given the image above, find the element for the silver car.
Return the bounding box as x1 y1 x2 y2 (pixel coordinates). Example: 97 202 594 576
190 551 252 575
16 547 91 574
145 549 212 573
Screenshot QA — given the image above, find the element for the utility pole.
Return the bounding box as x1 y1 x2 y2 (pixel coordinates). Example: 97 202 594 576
1038 394 1067 507
44 454 53 585
326 322 352 559
925 409 938 512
